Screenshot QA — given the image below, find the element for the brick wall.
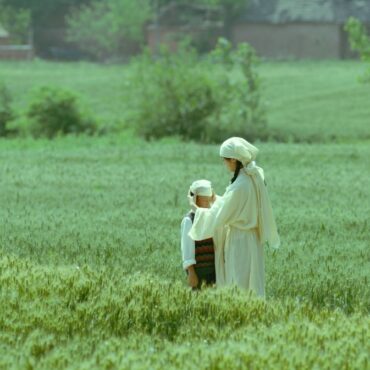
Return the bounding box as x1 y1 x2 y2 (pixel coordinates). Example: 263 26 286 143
0 45 34 60
233 22 341 59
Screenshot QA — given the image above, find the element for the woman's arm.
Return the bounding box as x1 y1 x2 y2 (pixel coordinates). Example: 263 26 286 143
181 217 199 288
189 187 246 241
180 217 196 270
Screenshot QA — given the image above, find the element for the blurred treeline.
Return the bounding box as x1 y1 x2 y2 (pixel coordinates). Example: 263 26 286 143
0 0 246 59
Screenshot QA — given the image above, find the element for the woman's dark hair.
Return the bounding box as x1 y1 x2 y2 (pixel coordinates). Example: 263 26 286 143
231 160 243 184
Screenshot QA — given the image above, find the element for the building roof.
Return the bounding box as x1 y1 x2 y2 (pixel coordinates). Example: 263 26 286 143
0 23 9 38
242 0 370 23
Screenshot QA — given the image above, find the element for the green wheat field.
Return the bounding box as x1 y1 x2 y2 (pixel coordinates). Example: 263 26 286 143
0 61 369 369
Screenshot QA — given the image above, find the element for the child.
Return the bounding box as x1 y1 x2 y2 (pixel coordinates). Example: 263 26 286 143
180 180 215 289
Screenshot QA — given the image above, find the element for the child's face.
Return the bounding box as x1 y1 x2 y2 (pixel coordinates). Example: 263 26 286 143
196 195 213 208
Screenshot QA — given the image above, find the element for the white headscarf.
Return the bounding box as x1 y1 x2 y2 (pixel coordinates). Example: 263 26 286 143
219 137 259 165
220 137 280 249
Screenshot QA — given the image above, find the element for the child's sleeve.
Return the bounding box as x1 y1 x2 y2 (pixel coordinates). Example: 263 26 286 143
181 217 196 270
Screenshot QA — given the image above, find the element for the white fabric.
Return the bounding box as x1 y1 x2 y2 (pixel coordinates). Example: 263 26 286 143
244 161 280 250
219 137 259 165
189 168 280 297
189 179 213 196
180 215 196 270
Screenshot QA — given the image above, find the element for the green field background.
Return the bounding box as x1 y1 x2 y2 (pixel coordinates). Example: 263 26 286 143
0 61 369 369
1 60 370 141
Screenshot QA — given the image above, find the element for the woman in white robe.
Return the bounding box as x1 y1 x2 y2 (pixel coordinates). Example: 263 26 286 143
189 137 280 297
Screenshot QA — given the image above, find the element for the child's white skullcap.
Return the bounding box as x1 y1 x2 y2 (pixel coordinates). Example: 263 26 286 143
189 179 213 197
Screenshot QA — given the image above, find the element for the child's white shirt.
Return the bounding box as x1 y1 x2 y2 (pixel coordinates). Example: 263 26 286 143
180 215 196 270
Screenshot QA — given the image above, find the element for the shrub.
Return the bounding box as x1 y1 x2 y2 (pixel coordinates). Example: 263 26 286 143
26 87 96 138
0 82 15 137
126 39 267 143
127 46 217 141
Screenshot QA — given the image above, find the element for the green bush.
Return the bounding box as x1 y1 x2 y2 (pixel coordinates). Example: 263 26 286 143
126 39 267 143
0 82 14 137
26 87 96 138
127 47 216 141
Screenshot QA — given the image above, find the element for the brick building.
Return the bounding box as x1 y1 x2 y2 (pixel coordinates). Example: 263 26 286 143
147 0 370 59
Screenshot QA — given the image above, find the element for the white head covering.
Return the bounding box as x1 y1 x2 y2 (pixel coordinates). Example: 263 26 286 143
189 179 213 197
219 137 259 165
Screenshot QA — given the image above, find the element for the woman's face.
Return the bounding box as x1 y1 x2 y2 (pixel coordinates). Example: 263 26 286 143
223 157 237 172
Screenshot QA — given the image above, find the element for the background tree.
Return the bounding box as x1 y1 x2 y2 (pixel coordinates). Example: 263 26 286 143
0 2 31 44
66 0 152 61
0 0 91 52
0 0 90 23
345 17 370 82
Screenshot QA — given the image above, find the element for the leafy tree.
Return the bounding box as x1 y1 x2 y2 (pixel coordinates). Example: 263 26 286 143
66 0 152 60
345 17 370 82
0 0 90 25
0 3 31 43
0 0 91 51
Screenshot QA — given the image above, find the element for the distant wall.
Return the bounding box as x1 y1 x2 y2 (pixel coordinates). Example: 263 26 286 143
233 22 341 59
147 26 179 52
0 36 9 46
0 45 33 60
147 25 222 53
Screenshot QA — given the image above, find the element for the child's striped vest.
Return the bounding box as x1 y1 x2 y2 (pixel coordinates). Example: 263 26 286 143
187 212 215 271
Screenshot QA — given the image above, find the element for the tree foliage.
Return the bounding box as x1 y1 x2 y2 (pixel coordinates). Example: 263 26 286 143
66 0 152 60
0 0 90 26
345 17 370 82
0 1 31 43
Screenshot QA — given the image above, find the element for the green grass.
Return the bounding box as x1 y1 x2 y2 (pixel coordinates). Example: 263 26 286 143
0 61 126 126
0 136 369 368
260 61 370 141
1 60 370 141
